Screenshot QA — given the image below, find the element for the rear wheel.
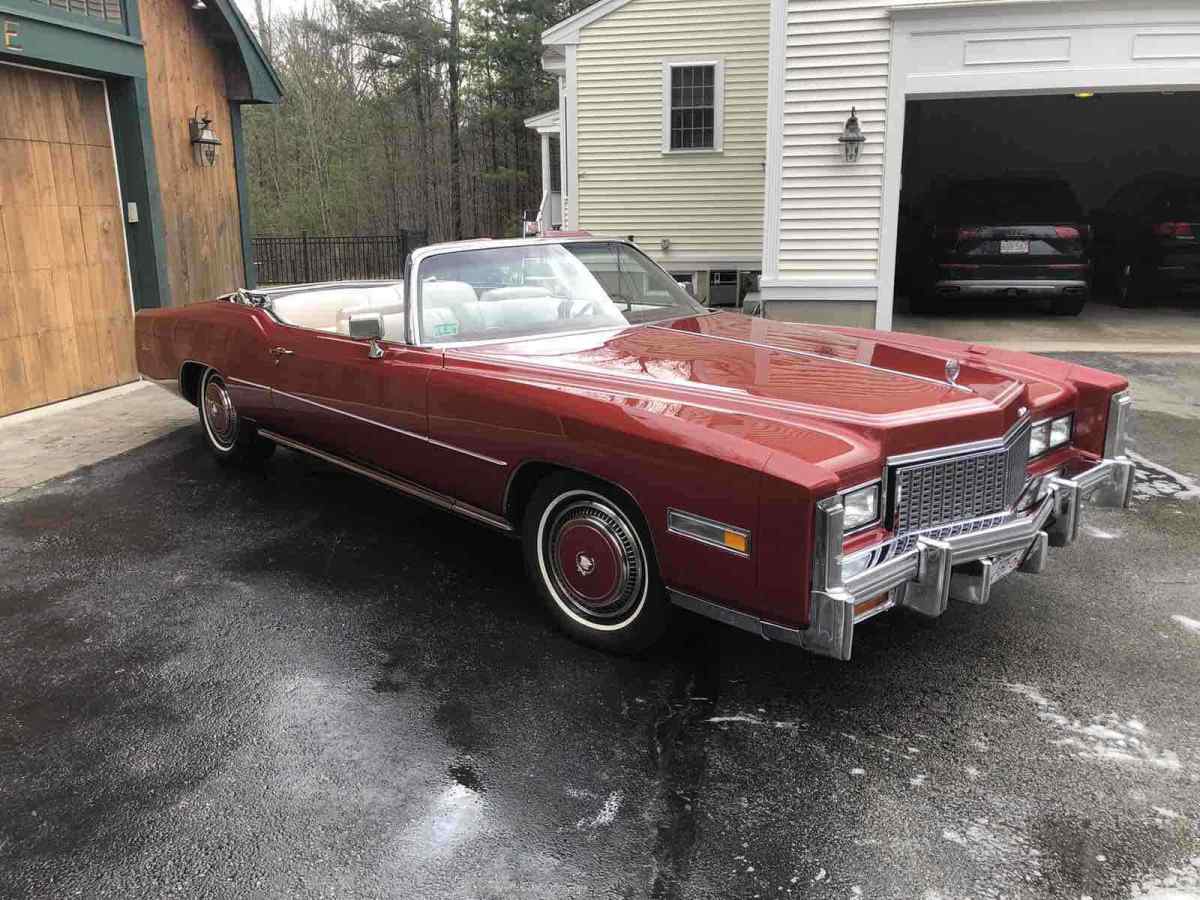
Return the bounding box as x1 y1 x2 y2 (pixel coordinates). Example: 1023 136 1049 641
199 368 275 465
522 473 669 654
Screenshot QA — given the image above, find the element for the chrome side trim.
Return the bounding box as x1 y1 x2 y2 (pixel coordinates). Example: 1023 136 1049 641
648 324 974 393
666 509 751 557
269 387 508 467
667 589 806 648
257 429 513 532
426 436 511 467
227 376 272 393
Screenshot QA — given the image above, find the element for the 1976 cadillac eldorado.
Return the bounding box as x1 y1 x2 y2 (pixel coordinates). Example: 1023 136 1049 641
135 237 1135 660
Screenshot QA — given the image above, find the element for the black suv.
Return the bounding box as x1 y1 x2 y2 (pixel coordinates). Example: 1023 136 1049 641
913 176 1091 316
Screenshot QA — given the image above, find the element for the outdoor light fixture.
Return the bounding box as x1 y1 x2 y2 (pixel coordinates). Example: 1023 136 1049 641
839 107 866 163
189 108 221 167
1074 90 1096 99
191 0 207 9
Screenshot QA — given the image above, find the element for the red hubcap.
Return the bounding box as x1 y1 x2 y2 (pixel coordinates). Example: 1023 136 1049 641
555 520 622 607
541 495 646 624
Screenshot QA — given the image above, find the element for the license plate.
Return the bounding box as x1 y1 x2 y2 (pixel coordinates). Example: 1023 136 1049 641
991 549 1025 583
1000 240 1030 254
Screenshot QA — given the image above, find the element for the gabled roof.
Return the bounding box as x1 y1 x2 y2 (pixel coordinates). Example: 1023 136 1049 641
524 108 560 131
542 0 634 46
208 0 284 103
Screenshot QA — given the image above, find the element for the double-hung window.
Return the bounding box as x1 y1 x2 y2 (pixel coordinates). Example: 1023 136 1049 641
662 60 723 153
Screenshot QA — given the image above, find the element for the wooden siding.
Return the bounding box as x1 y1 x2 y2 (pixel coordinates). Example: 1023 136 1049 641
575 0 770 268
778 0 1057 278
142 0 245 306
0 65 136 417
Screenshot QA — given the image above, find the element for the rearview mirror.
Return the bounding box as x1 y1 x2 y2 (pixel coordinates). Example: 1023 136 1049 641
348 312 383 341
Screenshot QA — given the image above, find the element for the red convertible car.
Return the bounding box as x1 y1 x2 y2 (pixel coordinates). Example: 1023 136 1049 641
135 237 1135 660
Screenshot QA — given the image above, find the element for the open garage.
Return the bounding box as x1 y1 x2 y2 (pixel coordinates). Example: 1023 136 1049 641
873 0 1200 343
895 91 1200 320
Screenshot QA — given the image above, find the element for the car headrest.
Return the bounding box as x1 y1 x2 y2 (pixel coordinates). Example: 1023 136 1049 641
422 281 477 310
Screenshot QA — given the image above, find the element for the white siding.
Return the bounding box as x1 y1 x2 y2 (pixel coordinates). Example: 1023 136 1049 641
575 0 770 268
777 0 1057 278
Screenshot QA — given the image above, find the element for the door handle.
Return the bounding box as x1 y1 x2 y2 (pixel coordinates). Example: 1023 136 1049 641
270 347 295 357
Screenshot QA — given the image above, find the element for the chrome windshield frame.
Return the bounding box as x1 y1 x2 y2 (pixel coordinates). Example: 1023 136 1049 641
404 237 705 348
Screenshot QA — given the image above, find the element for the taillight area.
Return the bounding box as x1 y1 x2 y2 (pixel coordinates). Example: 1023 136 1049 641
1152 222 1195 238
1054 225 1081 240
957 227 979 242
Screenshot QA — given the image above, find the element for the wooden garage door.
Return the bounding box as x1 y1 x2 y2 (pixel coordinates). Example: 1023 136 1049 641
0 64 136 417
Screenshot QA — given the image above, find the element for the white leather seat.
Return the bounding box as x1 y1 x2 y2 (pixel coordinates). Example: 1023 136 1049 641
272 285 404 333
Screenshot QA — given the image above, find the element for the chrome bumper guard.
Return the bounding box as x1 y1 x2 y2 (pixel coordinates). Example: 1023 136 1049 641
796 456 1135 661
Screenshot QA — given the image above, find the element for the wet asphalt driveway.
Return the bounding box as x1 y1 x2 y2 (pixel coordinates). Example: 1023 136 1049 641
1 353 1198 899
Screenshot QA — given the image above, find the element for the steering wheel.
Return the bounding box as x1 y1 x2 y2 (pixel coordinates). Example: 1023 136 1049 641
558 299 600 320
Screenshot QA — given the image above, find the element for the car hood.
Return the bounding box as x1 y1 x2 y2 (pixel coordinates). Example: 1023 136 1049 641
456 313 1040 467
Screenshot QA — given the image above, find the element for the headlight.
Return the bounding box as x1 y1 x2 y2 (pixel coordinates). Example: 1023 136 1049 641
842 482 881 532
1030 414 1073 458
1049 415 1073 449
1030 420 1050 457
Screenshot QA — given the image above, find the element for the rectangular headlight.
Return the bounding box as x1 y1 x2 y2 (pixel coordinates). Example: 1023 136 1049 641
1049 415 1073 449
1030 415 1074 458
842 482 881 532
1029 420 1051 457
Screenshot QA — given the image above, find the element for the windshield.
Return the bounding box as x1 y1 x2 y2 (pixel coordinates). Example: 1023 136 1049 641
416 241 704 344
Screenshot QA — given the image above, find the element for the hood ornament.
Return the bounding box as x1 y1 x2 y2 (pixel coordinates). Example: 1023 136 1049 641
945 358 960 385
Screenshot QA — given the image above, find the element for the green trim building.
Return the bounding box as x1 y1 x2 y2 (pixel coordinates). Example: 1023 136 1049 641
0 0 281 308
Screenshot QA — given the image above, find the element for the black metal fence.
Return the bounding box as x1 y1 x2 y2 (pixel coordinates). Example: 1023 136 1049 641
251 232 429 285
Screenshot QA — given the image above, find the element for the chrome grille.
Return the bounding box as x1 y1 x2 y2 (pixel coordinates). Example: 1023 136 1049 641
892 423 1031 535
892 512 1010 555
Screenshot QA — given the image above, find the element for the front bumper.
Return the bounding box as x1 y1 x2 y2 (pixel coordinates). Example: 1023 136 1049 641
790 456 1135 661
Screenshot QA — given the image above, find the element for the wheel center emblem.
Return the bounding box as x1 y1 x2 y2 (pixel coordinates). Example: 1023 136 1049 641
576 553 595 576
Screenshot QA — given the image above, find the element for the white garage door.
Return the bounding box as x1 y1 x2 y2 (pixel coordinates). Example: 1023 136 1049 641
876 0 1200 329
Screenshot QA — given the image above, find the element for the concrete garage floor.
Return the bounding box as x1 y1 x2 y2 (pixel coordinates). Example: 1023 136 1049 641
894 298 1200 355
1 355 1198 899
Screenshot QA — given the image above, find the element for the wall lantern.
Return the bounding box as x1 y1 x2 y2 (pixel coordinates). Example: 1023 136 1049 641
189 108 221 168
838 107 866 163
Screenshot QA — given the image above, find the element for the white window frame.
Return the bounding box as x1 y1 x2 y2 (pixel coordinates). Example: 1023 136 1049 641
661 59 724 154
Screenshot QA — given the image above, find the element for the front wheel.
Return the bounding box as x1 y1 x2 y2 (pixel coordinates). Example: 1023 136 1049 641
523 473 669 654
199 368 276 465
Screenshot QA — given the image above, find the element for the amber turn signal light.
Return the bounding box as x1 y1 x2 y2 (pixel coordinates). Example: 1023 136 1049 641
722 530 748 553
853 593 890 620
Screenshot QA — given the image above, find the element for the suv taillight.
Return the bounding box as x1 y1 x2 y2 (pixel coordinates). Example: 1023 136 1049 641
1152 222 1194 238
956 227 979 242
1054 226 1080 240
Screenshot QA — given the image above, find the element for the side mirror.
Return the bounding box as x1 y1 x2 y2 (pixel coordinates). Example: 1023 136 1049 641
348 312 385 358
